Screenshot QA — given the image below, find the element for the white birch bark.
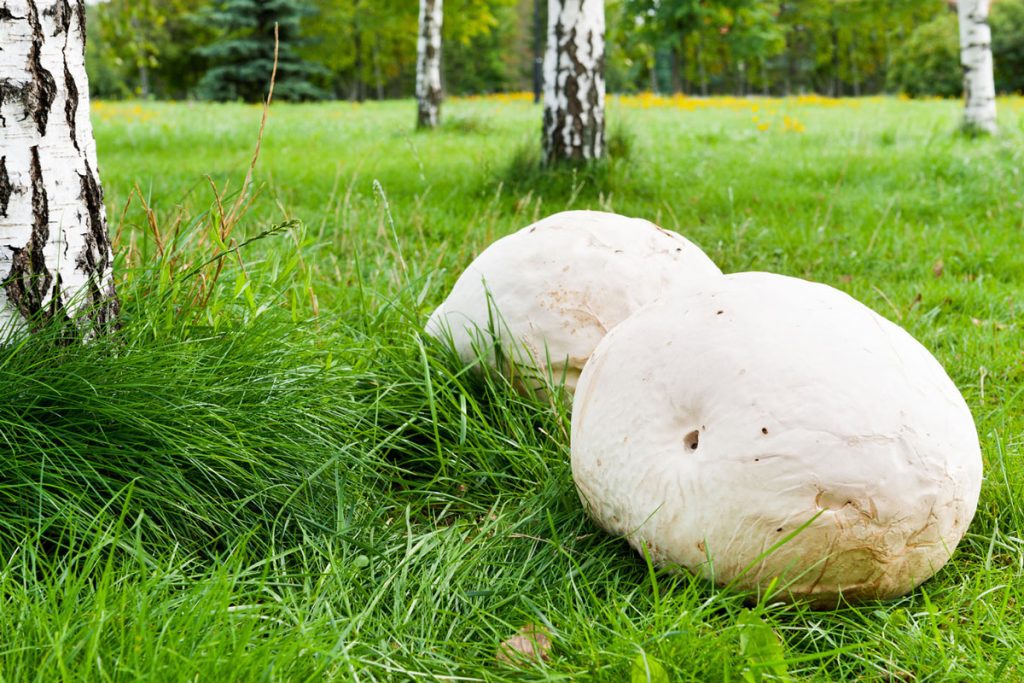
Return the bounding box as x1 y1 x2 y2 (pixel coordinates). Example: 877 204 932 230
957 0 997 134
543 0 605 164
0 0 118 338
416 0 443 129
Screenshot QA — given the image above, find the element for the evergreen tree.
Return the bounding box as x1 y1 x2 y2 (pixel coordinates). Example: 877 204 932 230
197 0 326 102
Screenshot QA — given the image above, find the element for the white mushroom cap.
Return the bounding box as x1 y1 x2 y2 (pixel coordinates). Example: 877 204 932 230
426 210 722 397
571 272 982 605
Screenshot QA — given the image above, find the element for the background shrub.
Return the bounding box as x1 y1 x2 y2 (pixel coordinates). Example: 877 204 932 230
888 13 962 98
993 0 1024 94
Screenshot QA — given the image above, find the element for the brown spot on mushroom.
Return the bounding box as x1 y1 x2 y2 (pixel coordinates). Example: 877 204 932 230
815 489 862 513
683 430 699 451
761 427 768 435
717 310 724 315
697 540 706 553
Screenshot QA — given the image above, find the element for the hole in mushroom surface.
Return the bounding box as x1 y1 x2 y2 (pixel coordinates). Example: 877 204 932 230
683 430 700 451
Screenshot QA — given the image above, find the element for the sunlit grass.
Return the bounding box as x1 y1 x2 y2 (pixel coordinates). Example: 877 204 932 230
1 96 1022 680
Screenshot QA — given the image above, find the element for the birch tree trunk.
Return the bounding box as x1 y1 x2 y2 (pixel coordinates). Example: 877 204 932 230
542 0 605 165
957 0 997 134
0 0 119 338
416 0 443 129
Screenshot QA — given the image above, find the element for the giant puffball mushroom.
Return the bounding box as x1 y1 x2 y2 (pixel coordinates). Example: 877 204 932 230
426 210 722 397
571 272 983 606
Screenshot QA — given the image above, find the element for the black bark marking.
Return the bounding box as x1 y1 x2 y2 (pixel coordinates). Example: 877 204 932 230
64 60 78 149
74 0 85 44
76 160 120 330
76 161 108 277
3 146 56 321
27 2 57 136
0 5 19 21
0 80 15 128
44 0 71 36
0 156 10 217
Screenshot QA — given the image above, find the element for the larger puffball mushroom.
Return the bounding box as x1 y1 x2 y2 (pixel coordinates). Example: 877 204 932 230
426 210 722 397
571 272 982 605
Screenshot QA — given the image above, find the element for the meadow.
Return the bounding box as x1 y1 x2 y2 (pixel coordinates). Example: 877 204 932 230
2 95 1023 680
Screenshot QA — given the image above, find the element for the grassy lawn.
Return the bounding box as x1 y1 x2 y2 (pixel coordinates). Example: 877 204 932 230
2 95 1023 680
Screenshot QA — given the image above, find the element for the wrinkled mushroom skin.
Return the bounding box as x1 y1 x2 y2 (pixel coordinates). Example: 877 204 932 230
571 273 983 606
426 211 722 397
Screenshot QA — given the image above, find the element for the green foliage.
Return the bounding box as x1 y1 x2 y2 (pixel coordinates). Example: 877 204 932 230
299 0 520 99
85 5 133 100
87 0 211 98
887 13 961 98
992 0 1024 94
444 2 522 95
197 0 327 102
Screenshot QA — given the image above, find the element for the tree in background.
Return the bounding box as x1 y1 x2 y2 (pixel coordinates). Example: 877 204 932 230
0 0 119 338
445 0 525 93
621 0 710 94
297 0 516 102
957 0 997 133
991 0 1024 94
300 0 412 101
87 0 212 99
543 0 606 164
416 0 444 128
720 3 786 95
887 12 962 98
198 0 326 102
618 0 783 96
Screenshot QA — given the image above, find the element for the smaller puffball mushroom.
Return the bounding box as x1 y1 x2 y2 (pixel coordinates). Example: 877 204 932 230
571 272 982 605
426 210 722 397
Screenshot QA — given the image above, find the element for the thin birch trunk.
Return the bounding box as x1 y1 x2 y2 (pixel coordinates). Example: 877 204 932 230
957 0 997 134
542 0 605 164
849 37 860 97
416 0 443 129
697 36 708 96
373 40 384 101
352 0 365 102
670 44 681 94
0 0 119 338
533 0 543 104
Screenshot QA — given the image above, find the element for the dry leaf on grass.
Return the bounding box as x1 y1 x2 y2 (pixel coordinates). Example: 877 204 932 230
496 623 552 665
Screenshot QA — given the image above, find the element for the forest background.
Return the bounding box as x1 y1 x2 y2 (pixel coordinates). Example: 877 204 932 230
86 0 1024 103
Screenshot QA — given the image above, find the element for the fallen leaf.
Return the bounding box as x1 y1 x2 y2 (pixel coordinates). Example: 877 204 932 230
838 274 853 284
932 259 944 278
496 623 552 665
737 609 791 682
631 651 670 683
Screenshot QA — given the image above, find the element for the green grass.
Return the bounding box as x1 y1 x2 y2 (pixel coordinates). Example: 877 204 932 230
2 95 1023 680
